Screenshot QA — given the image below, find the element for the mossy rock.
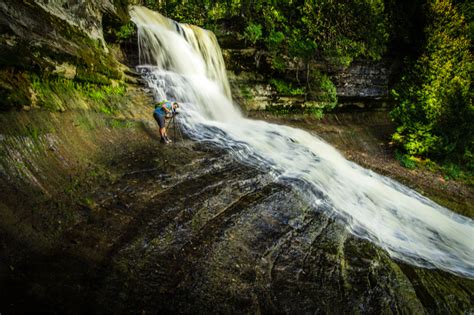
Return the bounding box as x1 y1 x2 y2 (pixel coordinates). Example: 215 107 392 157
0 69 33 110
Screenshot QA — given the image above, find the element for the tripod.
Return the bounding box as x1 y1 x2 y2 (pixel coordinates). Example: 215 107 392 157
165 113 184 142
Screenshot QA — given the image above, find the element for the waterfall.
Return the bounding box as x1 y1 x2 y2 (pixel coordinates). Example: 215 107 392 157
130 6 474 279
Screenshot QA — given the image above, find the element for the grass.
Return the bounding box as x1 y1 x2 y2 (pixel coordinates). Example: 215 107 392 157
108 119 135 129
395 150 474 185
75 116 96 131
27 126 40 142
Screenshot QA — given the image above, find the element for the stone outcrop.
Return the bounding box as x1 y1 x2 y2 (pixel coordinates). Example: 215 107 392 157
2 107 473 313
0 4 472 314
0 0 128 69
330 60 391 109
0 0 132 110
223 48 393 111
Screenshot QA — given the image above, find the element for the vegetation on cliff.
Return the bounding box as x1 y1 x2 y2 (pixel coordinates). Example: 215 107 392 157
1 1 473 313
0 0 471 174
142 0 472 175
390 0 473 173
143 0 390 114
0 0 132 112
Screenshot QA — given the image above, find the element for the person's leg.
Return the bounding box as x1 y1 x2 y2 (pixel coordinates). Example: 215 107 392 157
161 124 171 143
160 127 166 138
164 131 172 143
154 113 169 143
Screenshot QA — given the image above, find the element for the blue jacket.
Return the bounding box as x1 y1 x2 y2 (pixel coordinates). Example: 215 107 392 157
154 100 173 116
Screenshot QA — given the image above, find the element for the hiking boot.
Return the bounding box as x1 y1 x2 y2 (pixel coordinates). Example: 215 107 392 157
160 137 168 144
165 136 173 143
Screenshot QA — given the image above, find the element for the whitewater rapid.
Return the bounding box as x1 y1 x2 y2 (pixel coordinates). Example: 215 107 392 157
130 6 474 279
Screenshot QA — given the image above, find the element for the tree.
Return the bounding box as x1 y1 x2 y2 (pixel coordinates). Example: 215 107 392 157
391 0 473 168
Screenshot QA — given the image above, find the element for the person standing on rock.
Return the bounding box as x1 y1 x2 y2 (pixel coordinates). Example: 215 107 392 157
153 100 179 144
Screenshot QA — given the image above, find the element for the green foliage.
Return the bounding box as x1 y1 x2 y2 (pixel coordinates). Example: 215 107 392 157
310 108 324 120
239 85 252 100
440 163 474 185
395 150 417 169
266 31 285 50
141 0 391 118
243 23 262 45
464 150 474 171
442 163 461 180
392 124 441 156
390 0 473 169
308 71 338 109
116 22 135 40
144 0 390 65
269 79 305 96
268 71 336 117
269 56 286 72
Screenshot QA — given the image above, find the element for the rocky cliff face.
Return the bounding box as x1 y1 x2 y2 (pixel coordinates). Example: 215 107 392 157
0 0 128 65
331 60 391 108
0 4 473 314
223 48 393 111
0 0 131 110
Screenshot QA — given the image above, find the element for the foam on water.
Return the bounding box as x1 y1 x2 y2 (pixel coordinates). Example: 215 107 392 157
131 6 474 279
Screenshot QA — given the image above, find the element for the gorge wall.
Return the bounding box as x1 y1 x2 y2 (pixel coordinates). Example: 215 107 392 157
0 3 473 314
223 48 394 112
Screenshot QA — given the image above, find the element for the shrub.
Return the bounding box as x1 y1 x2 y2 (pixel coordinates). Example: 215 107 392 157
269 79 305 96
390 0 472 168
116 22 135 40
308 71 337 109
243 23 262 44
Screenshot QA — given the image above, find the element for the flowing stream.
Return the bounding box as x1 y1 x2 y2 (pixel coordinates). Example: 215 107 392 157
130 6 474 279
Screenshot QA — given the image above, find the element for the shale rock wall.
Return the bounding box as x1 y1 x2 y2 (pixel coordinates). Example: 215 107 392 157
223 48 394 111
0 0 133 111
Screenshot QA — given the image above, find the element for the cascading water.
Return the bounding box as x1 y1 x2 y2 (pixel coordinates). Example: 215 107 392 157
130 6 474 279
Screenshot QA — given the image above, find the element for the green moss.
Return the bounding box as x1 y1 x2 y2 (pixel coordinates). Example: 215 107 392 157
26 126 40 142
25 72 127 113
108 119 135 129
75 67 111 85
75 116 96 131
239 86 253 100
264 105 302 115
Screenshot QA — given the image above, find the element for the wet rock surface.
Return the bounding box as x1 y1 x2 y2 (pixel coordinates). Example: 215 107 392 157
250 111 474 218
95 143 473 314
1 113 473 313
3 2 471 313
0 0 127 61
